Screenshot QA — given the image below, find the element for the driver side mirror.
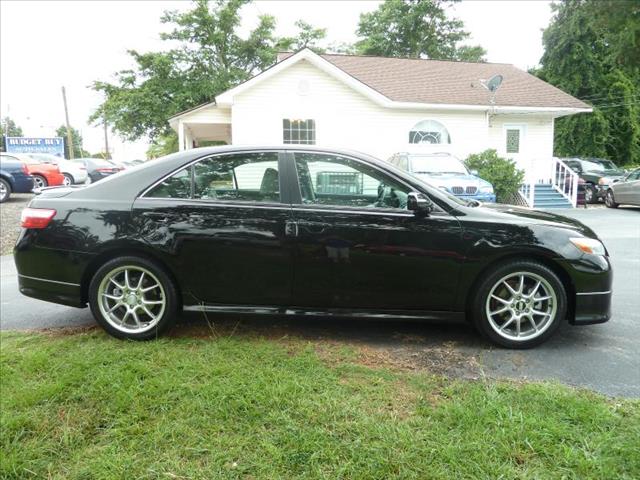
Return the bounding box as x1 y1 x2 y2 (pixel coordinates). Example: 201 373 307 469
407 192 433 216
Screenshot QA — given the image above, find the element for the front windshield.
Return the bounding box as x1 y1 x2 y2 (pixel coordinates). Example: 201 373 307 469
581 159 619 172
409 155 468 175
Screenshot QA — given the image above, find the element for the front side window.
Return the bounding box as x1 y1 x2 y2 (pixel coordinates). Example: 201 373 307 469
283 119 315 145
294 152 411 210
146 152 280 203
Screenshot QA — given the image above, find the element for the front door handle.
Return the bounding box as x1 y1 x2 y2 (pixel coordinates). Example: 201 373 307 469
142 211 169 223
285 220 298 237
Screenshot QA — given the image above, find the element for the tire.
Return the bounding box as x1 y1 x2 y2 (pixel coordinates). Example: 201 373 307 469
33 174 48 189
63 173 74 186
584 185 597 204
0 178 10 203
88 256 178 340
605 189 619 208
470 260 567 349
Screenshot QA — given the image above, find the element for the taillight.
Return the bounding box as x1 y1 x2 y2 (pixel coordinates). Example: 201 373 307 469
21 208 56 229
96 168 113 173
79 167 87 170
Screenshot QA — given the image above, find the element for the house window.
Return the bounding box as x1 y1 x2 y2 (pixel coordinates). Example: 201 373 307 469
409 119 451 144
283 119 315 145
506 128 521 154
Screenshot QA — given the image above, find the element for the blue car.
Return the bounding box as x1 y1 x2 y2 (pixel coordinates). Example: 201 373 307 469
389 152 496 203
0 153 35 203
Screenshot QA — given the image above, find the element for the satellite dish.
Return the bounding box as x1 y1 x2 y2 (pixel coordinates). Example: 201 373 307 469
480 74 503 93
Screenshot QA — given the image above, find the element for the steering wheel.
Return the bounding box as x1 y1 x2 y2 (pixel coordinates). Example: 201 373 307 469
376 184 407 209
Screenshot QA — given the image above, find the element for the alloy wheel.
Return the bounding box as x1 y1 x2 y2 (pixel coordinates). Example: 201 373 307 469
585 186 594 203
33 176 47 189
97 265 166 334
485 271 557 342
63 175 72 186
0 181 7 202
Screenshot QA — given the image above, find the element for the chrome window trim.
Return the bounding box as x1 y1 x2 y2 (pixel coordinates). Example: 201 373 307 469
19 274 81 287
136 197 291 210
576 290 612 296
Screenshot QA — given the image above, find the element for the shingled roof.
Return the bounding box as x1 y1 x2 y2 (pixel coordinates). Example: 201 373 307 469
278 52 589 109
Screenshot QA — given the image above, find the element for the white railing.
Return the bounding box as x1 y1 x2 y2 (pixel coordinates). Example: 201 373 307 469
550 157 578 207
518 182 534 207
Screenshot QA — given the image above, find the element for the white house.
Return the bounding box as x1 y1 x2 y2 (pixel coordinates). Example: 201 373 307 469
169 48 591 206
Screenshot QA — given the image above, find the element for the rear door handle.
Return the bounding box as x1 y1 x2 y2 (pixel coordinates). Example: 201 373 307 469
285 220 298 237
298 220 327 234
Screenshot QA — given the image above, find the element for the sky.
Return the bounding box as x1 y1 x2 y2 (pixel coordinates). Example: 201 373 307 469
0 0 553 160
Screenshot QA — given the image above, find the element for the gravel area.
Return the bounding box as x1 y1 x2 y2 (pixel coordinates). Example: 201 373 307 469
0 194 32 255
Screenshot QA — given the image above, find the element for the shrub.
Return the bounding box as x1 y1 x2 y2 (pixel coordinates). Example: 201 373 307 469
465 149 525 202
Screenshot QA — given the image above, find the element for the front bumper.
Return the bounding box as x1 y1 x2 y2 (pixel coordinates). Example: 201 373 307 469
454 192 496 203
558 255 613 325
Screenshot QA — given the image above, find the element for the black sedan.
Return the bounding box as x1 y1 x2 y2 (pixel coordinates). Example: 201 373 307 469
74 157 122 183
14 146 612 348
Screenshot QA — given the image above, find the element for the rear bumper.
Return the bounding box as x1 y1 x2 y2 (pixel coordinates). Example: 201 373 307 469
17 273 84 308
48 173 65 186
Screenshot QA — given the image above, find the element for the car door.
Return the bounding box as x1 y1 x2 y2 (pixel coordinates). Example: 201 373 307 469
616 170 640 204
133 150 295 306
285 151 464 312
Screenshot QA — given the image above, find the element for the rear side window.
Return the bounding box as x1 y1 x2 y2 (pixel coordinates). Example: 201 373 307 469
145 152 280 203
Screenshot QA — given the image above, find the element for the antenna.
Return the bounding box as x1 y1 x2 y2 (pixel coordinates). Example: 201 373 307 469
479 74 504 114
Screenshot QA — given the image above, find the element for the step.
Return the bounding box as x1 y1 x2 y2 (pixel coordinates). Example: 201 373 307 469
534 198 572 205
535 192 566 199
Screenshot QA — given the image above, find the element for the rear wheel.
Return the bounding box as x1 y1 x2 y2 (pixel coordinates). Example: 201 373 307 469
89 256 178 340
605 189 619 208
33 175 48 189
62 174 74 186
0 178 10 203
471 260 566 349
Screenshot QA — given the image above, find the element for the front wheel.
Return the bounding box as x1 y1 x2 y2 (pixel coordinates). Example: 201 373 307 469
471 261 567 349
88 256 178 340
605 190 619 208
33 175 48 189
584 185 597 204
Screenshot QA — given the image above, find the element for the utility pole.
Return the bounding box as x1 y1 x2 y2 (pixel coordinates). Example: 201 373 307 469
103 120 110 159
61 86 74 159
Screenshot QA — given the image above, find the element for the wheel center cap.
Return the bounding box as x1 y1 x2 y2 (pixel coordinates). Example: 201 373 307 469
515 301 527 311
126 294 138 306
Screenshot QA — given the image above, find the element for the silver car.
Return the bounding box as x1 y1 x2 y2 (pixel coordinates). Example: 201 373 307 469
605 168 640 208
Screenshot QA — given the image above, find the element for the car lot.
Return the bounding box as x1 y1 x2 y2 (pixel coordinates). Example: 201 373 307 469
0 205 638 396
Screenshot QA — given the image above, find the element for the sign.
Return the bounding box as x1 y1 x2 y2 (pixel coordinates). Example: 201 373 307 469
5 137 65 157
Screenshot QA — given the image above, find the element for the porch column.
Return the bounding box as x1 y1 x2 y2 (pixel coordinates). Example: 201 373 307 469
178 120 185 151
184 128 194 150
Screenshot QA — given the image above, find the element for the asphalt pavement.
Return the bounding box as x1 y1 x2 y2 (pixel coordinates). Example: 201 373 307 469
1 206 639 397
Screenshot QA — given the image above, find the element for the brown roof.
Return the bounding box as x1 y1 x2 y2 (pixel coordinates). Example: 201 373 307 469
278 52 589 109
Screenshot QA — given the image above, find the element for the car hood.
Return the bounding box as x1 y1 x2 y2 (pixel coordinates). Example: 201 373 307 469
471 203 597 238
413 172 490 188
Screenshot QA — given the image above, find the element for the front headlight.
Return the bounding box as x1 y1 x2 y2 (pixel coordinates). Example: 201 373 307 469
478 184 494 194
570 237 606 256
598 177 612 186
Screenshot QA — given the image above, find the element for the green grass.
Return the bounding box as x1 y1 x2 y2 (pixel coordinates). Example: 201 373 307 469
1 330 639 479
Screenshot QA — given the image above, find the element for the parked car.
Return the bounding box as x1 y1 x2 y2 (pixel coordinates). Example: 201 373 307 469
389 152 496 203
75 157 123 183
24 153 88 186
605 168 640 208
0 153 34 202
15 146 612 348
562 158 626 203
6 153 64 188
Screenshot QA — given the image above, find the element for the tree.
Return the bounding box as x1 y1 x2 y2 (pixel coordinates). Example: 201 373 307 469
0 117 23 152
353 0 486 62
465 149 525 202
56 125 90 159
91 0 324 142
279 20 327 53
536 0 640 165
146 132 179 159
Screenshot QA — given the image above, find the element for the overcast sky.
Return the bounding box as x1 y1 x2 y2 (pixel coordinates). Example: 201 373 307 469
0 0 553 159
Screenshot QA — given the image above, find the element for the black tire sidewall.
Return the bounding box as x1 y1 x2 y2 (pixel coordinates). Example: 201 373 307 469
88 256 178 340
585 185 597 203
471 260 567 349
0 178 10 202
63 174 74 185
